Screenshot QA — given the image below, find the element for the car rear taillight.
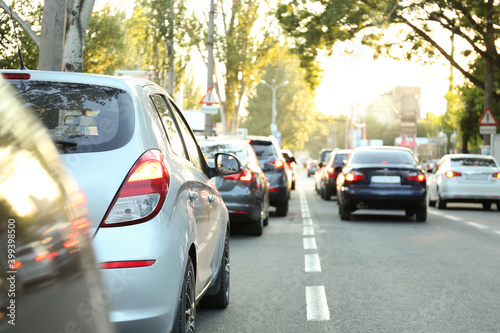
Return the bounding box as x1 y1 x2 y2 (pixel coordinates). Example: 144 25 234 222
223 168 253 182
100 260 156 269
445 171 462 178
327 167 340 178
493 172 500 179
1 73 30 80
102 150 169 227
266 160 285 169
406 172 426 182
345 171 365 182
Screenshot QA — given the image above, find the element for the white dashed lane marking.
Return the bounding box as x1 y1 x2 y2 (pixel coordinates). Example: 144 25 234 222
306 286 330 321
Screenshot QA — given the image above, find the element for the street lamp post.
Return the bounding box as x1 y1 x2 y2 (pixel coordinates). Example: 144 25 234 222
261 79 288 137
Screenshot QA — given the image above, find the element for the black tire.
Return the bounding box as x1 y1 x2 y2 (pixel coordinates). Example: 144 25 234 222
200 231 230 309
483 202 491 210
415 205 427 222
428 193 436 207
291 180 296 190
340 201 350 221
497 201 500 211
405 209 414 217
249 214 263 236
275 200 288 217
437 194 446 210
176 257 196 333
323 186 331 201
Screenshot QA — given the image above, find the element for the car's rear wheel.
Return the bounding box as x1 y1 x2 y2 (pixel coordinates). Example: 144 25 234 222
249 211 264 236
405 209 414 217
437 194 447 210
340 201 351 221
415 205 427 222
200 231 230 309
483 202 491 210
291 180 296 190
176 256 195 333
275 200 288 217
428 193 436 207
323 186 331 201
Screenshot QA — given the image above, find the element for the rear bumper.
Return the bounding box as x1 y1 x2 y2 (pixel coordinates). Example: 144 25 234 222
440 183 500 202
341 186 426 210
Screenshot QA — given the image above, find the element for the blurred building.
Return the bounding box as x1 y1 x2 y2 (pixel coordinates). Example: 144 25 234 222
365 86 421 137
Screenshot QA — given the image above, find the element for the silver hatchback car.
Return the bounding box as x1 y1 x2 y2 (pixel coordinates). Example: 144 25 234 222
2 70 241 332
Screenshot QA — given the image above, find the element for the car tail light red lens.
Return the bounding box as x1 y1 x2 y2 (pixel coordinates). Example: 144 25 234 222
100 260 156 269
327 167 339 178
223 168 253 182
493 172 500 179
345 171 365 182
102 150 169 227
265 160 285 169
2 73 31 80
445 171 462 178
407 172 426 182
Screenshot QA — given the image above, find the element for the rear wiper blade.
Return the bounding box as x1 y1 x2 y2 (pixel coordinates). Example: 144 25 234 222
53 139 78 151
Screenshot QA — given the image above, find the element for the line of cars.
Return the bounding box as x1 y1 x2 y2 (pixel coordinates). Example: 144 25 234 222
0 69 295 332
315 146 500 222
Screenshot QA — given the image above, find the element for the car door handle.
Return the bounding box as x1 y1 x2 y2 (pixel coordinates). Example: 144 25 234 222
188 191 198 201
207 195 215 203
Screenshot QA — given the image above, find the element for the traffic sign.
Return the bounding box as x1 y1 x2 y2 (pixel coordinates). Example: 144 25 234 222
478 108 498 126
200 87 219 105
479 125 497 135
201 105 218 114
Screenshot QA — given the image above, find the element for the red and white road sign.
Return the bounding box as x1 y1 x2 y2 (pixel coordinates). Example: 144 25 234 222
478 108 498 126
200 88 219 105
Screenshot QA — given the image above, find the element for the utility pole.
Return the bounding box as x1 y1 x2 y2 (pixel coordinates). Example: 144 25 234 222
204 0 215 137
167 0 175 95
261 79 288 140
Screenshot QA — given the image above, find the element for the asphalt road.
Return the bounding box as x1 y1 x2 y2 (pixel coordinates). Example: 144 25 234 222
197 170 500 333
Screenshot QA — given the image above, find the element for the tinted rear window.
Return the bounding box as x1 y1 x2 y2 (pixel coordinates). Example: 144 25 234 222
249 141 277 159
9 80 134 154
450 158 497 167
334 153 350 165
199 141 247 162
351 150 416 165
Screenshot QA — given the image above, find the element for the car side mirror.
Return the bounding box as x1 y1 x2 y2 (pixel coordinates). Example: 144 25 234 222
211 153 241 177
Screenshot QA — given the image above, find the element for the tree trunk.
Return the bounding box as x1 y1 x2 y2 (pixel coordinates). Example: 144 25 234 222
62 0 95 72
38 0 66 70
483 0 495 146
167 0 174 95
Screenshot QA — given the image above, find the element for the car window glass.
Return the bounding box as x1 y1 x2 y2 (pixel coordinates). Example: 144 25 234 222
199 141 247 162
149 95 188 159
351 150 415 164
335 153 350 165
250 142 276 158
450 157 497 167
167 100 203 169
9 81 134 154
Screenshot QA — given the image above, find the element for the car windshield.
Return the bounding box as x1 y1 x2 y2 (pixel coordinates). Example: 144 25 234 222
249 142 276 159
199 141 247 162
351 150 415 165
9 80 134 154
335 153 350 165
450 157 497 167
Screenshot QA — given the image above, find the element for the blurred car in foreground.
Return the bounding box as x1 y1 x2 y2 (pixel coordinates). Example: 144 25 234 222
0 77 115 333
337 146 427 222
281 149 297 190
2 70 241 333
199 137 270 236
427 154 500 210
320 149 352 200
246 136 291 216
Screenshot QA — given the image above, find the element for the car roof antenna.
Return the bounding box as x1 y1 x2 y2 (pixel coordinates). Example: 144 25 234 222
7 1 28 70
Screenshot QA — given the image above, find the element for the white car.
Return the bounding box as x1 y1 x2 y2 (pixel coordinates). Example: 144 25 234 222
428 154 500 210
3 70 241 332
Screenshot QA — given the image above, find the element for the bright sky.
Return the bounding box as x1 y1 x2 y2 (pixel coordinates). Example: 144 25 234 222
315 41 450 119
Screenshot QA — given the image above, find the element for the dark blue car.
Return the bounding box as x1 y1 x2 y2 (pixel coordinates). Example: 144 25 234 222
336 146 427 222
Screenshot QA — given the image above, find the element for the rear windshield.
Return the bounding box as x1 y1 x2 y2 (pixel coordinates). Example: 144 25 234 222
351 150 416 165
9 80 134 154
334 153 350 165
199 141 247 162
450 157 497 167
249 141 277 159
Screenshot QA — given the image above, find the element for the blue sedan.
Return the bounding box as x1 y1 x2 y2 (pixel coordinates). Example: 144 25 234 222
336 146 427 222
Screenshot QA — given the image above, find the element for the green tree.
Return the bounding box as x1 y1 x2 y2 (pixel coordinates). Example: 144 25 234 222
0 0 41 69
417 113 440 138
183 70 204 110
276 0 500 110
243 49 324 152
84 5 126 75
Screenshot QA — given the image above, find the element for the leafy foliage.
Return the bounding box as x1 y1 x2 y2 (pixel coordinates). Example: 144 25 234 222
0 0 41 69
